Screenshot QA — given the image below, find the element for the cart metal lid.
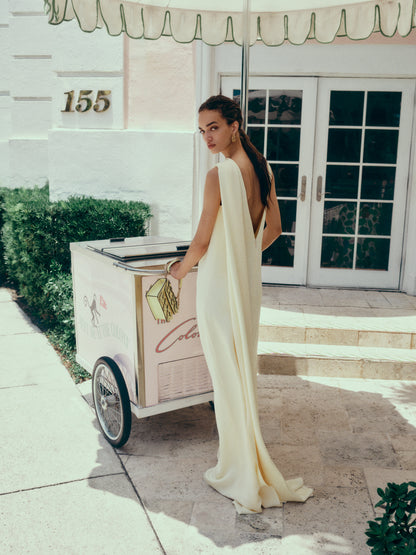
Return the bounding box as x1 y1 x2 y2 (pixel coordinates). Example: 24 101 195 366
83 236 190 261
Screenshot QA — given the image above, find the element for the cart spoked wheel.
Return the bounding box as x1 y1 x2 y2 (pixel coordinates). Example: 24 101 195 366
92 357 131 448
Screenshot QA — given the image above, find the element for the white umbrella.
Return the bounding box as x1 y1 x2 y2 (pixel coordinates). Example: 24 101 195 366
45 0 416 124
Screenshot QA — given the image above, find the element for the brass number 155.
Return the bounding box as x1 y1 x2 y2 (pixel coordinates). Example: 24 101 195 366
62 90 112 113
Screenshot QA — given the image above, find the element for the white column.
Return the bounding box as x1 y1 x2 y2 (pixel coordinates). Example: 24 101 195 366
48 20 124 200
8 0 56 187
401 122 416 296
0 1 10 185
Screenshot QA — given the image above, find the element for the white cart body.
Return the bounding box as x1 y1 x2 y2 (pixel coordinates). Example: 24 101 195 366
70 237 213 420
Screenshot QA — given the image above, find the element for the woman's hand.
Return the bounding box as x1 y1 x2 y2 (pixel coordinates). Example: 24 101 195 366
169 261 186 280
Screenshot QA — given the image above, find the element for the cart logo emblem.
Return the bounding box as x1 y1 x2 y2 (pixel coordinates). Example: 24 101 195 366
84 293 104 327
156 318 199 353
99 295 107 310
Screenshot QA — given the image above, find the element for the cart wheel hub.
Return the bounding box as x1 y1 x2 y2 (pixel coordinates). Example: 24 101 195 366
100 394 117 411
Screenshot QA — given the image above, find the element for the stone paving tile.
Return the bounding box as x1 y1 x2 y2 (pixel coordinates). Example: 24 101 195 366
382 291 416 309
364 290 394 308
119 404 218 458
124 455 219 503
349 411 416 436
364 467 416 514
321 466 367 488
317 430 398 468
389 434 416 451
276 287 324 307
189 500 241 547
396 450 416 470
141 498 195 554
268 444 324 487
259 374 311 390
283 486 373 554
0 475 163 554
259 325 306 343
306 327 359 345
280 408 320 446
358 330 412 349
0 384 122 495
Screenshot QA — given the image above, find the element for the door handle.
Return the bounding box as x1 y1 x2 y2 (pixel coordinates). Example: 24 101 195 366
299 175 306 201
316 176 323 202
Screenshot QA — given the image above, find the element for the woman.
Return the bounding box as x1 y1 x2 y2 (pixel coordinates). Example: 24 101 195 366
170 95 313 514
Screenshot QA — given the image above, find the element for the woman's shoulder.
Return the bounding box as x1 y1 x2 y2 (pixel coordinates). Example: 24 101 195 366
205 166 220 192
207 165 220 180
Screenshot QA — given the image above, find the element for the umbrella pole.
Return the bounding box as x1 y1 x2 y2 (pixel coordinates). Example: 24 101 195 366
240 0 250 132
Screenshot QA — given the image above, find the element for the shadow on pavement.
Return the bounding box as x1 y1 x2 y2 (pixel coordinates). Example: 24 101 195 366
86 375 416 553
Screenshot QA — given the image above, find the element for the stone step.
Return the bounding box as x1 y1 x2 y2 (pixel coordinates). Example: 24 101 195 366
257 342 416 380
259 307 416 349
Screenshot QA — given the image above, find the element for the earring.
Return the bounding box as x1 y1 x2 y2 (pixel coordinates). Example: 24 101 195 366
231 134 236 143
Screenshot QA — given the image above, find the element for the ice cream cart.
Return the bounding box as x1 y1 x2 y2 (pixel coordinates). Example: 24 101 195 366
70 236 213 447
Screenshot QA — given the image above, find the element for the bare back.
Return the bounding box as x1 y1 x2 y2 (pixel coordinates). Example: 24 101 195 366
231 155 265 235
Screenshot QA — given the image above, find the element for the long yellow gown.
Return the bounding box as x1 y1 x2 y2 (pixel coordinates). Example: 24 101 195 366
196 157 313 514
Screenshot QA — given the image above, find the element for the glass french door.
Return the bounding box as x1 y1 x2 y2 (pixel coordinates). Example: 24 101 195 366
308 78 414 288
221 76 414 289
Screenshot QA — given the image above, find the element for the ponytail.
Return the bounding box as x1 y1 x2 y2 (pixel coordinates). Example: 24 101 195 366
199 95 272 207
238 128 272 207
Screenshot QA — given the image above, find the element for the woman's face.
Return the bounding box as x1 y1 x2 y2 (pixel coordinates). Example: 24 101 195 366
198 110 238 155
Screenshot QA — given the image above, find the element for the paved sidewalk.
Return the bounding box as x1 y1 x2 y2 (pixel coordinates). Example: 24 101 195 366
0 288 162 554
1 286 416 554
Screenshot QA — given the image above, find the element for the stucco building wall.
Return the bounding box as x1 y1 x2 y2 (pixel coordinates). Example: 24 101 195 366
1 4 196 239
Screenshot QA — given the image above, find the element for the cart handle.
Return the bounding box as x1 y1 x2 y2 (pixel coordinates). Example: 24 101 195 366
113 260 194 274
113 261 167 274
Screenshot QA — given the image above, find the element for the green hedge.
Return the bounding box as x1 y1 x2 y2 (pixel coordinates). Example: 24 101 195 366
0 185 152 380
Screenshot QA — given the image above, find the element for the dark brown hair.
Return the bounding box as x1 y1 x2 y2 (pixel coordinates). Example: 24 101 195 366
198 94 272 207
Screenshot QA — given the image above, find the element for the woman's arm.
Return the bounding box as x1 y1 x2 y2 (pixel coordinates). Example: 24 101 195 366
169 167 221 280
262 175 282 251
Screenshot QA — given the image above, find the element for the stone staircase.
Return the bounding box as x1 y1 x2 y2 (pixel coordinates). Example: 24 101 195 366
257 287 416 380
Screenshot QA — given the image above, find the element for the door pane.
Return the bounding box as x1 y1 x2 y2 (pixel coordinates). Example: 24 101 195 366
263 235 295 267
327 129 362 162
271 164 298 197
248 91 266 124
323 201 356 234
321 237 354 269
325 165 359 199
363 130 399 164
329 91 364 126
268 91 302 124
366 92 402 127
267 128 300 161
279 200 297 233
358 202 393 236
247 126 265 153
356 238 390 270
361 166 395 200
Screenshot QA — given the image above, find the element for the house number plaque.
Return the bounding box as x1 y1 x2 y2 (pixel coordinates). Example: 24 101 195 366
62 90 112 113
